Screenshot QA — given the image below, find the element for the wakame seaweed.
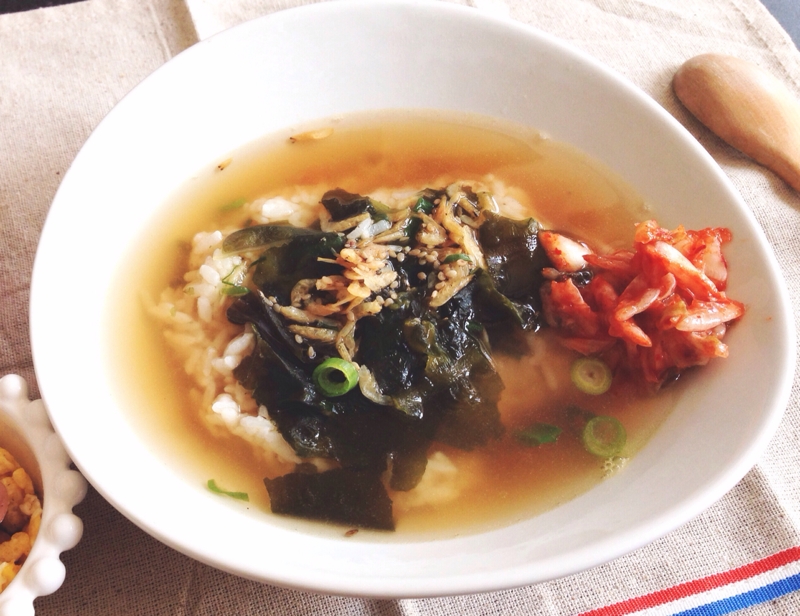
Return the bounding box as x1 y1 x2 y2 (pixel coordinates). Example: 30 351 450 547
226 185 553 530
321 188 390 222
477 212 550 330
265 467 395 531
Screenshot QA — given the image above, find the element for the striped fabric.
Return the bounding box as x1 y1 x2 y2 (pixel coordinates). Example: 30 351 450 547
577 548 800 616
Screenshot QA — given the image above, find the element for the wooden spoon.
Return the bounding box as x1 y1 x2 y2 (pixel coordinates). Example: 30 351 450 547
673 53 800 192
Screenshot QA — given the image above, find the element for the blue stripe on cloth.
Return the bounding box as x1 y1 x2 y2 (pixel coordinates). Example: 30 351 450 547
671 572 800 616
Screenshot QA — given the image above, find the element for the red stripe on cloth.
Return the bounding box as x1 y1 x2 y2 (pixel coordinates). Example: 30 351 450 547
576 546 800 616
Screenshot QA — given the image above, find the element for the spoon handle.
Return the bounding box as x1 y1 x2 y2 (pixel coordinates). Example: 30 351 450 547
673 53 800 192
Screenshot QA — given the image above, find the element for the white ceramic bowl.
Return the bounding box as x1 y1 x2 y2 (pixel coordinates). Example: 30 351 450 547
30 0 794 598
0 376 87 616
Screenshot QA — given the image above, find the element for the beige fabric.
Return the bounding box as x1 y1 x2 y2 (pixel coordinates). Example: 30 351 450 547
1 0 799 613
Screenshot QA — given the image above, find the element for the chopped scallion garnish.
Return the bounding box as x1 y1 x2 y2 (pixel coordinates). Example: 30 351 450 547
413 196 435 214
312 358 359 397
442 253 472 264
570 357 612 395
405 216 422 239
220 285 250 296
581 416 626 457
514 423 562 447
220 197 246 212
207 479 249 501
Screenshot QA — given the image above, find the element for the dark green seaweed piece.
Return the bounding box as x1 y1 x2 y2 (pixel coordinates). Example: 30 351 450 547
321 188 389 222
250 230 344 301
228 292 320 366
388 438 429 492
222 224 321 254
230 296 412 469
265 467 395 530
432 368 505 450
472 269 538 331
356 291 427 411
477 211 550 323
415 283 505 449
232 332 320 407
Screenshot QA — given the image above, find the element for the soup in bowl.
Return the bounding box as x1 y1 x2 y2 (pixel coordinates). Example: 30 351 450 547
30 0 793 598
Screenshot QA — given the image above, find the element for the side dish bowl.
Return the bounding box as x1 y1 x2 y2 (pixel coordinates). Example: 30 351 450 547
29 0 794 597
0 375 87 615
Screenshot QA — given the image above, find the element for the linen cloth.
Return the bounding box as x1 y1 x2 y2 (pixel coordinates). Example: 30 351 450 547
2 0 800 613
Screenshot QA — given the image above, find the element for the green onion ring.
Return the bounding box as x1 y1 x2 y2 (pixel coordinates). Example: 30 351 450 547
570 357 612 395
313 358 359 397
582 416 626 457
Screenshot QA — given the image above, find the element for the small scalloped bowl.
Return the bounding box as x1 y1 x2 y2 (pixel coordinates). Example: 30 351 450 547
0 375 87 616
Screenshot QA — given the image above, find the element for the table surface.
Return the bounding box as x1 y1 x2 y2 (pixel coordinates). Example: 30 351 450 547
761 0 800 46
2 1 800 615
1 0 799 47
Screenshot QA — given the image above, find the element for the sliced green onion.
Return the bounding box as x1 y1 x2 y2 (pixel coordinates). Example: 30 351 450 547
368 198 391 221
207 479 249 501
413 196 435 214
220 284 249 296
220 197 246 212
514 423 562 447
582 416 626 457
570 357 612 395
312 358 359 397
442 253 472 264
404 216 422 239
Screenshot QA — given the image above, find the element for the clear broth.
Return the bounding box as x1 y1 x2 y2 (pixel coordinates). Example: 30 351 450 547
112 111 677 537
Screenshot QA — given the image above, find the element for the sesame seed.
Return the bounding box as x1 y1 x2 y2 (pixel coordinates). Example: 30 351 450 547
294 334 303 344
426 255 437 263
417 272 427 280
431 290 439 298
419 259 427 266
435 282 445 290
384 298 394 306
403 246 411 253
307 346 316 359
397 253 405 262
446 269 458 279
390 291 398 300
409 249 421 257
272 304 281 312
389 281 399 289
